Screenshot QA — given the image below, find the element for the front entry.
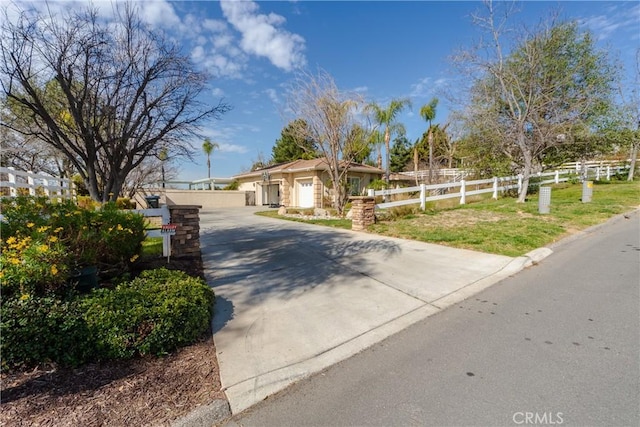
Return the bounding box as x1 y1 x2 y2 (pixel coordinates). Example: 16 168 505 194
261 183 280 206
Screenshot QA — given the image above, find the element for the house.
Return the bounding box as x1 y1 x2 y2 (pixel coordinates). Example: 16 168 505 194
233 158 383 208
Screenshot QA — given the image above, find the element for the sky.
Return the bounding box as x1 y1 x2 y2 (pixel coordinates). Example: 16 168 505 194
5 1 640 181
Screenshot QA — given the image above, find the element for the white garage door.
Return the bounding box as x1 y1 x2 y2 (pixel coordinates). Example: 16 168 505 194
298 181 314 208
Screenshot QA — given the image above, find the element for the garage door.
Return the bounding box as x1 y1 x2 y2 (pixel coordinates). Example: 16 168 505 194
298 181 314 208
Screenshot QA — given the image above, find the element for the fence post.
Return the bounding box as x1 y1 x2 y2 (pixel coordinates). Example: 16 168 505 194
420 184 426 210
554 170 559 184
367 188 375 197
27 171 35 196
7 166 17 197
596 167 600 181
42 178 50 197
517 174 522 193
459 179 466 205
492 177 498 199
606 166 611 181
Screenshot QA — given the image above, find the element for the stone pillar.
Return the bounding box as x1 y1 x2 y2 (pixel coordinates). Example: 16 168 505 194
313 175 323 208
350 196 376 231
168 205 202 258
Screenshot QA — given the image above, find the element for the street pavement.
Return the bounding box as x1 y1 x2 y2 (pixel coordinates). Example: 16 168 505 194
198 207 547 415
221 210 640 427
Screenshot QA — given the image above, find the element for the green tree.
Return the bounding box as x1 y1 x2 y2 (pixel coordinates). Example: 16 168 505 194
344 123 374 164
202 138 220 179
419 98 439 183
271 119 318 163
366 98 411 183
456 3 615 202
389 135 413 173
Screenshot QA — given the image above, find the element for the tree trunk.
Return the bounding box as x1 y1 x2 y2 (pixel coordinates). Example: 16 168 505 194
628 140 638 181
384 128 390 184
516 131 532 203
428 130 434 184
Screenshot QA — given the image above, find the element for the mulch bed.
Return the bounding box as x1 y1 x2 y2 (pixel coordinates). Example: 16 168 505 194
0 256 225 427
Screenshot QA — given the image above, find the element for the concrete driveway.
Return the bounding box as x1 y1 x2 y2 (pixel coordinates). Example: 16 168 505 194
199 207 530 414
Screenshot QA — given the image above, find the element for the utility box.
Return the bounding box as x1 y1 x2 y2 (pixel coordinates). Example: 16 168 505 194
144 195 160 208
582 181 593 203
539 187 551 214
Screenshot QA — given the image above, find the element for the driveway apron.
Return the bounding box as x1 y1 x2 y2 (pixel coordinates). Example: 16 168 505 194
199 207 515 414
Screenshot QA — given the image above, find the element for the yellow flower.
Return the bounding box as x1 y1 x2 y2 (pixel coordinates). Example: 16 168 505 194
26 222 35 228
37 226 50 233
130 254 139 262
38 244 49 253
51 265 58 276
6 236 16 245
10 258 20 265
49 236 58 243
116 224 124 231
20 294 30 301
54 227 64 233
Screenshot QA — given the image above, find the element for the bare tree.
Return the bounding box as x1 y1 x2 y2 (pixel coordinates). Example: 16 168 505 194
454 1 615 202
0 3 230 202
286 69 367 215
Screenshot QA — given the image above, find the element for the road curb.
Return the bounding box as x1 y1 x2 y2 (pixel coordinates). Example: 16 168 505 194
170 399 231 427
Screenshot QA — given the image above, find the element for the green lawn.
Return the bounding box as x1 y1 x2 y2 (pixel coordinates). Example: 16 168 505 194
369 180 639 256
256 180 639 257
141 236 163 258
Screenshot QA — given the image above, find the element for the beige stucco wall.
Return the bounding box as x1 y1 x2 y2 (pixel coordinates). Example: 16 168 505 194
133 189 249 209
234 169 382 209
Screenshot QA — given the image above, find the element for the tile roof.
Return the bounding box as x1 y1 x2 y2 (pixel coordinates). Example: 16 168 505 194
233 158 383 178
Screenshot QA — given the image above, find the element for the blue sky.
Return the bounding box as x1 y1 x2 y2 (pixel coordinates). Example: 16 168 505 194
8 1 640 180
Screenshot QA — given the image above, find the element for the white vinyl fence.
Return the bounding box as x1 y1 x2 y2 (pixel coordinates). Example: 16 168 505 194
132 205 172 257
0 167 75 199
371 164 629 211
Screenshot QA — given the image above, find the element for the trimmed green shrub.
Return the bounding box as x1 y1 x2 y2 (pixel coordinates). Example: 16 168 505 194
1 295 95 371
82 268 215 359
0 196 146 275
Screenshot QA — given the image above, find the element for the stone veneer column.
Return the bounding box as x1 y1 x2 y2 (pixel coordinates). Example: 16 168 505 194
313 175 322 208
350 196 376 231
167 205 202 258
281 179 290 207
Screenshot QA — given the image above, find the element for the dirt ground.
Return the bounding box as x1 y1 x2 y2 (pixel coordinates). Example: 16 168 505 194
0 256 226 427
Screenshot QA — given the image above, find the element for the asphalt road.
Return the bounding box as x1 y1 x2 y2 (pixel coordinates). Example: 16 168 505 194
224 212 640 427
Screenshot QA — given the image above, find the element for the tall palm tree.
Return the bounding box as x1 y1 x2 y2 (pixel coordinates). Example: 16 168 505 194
419 97 438 183
366 98 411 183
202 138 220 179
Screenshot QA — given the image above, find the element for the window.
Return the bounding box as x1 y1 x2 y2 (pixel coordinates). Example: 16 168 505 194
347 176 361 196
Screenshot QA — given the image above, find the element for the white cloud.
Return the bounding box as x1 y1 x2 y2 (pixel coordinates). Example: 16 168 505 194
264 88 280 104
409 76 433 98
409 77 449 99
217 142 249 154
580 3 640 41
211 87 225 97
138 0 182 30
220 0 306 72
202 18 228 33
